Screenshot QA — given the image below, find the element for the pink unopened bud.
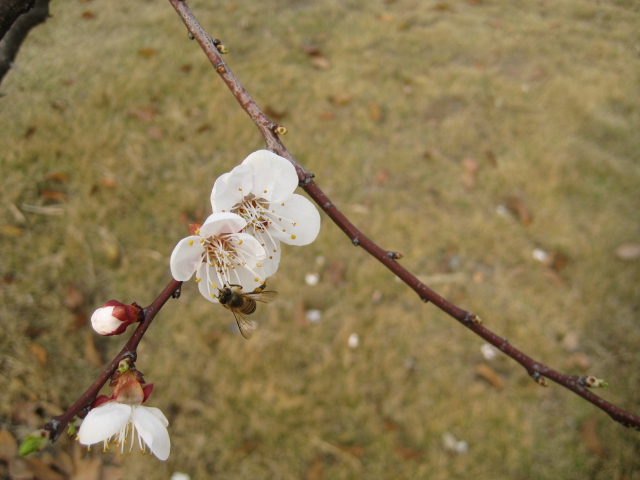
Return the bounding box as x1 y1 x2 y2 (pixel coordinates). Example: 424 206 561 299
90 300 143 336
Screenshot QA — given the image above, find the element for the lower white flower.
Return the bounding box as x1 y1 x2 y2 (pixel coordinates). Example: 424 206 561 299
170 211 267 300
78 401 170 460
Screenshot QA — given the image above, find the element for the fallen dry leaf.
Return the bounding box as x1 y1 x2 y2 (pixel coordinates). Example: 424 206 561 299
337 445 365 458
25 458 66 480
293 300 307 327
100 465 124 480
0 225 25 237
44 172 70 182
504 196 533 225
377 13 395 22
326 259 346 285
29 343 47 366
615 243 640 261
24 126 37 139
301 44 322 56
8 457 32 480
128 107 158 123
367 101 382 123
264 105 288 121
71 455 103 480
330 93 353 106
12 401 45 429
50 449 74 477
462 158 479 190
474 363 505 389
39 190 68 202
138 47 156 58
581 417 606 457
306 454 324 480
84 332 104 368
0 429 17 461
393 445 421 460
147 126 165 140
374 169 389 186
65 285 85 311
311 56 331 70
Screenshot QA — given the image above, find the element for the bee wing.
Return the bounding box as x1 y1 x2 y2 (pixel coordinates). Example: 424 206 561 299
232 310 256 340
253 290 279 304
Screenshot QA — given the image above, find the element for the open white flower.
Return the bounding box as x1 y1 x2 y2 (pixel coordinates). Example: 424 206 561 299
77 360 170 460
170 211 267 299
78 401 170 461
211 150 321 276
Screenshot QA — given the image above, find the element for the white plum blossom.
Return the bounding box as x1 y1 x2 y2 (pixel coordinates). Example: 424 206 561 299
170 211 267 300
210 150 321 276
78 401 170 461
77 359 170 460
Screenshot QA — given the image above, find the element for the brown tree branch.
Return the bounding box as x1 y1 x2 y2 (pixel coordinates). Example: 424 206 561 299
167 0 640 430
0 0 51 86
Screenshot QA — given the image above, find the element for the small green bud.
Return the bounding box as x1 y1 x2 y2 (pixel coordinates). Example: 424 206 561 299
19 431 49 456
584 376 608 388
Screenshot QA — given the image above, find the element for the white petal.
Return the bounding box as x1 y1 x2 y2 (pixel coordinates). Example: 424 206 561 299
255 234 281 277
197 264 220 303
77 402 131 446
170 236 205 281
268 193 321 245
141 405 169 427
242 150 299 201
91 307 121 335
211 165 253 212
231 262 267 291
234 233 267 261
131 406 171 461
200 212 247 237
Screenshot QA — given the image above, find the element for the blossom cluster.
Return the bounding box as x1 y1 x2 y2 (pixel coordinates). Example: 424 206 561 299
78 151 319 461
169 150 321 301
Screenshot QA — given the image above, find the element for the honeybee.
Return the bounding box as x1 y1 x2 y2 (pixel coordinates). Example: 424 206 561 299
217 284 278 339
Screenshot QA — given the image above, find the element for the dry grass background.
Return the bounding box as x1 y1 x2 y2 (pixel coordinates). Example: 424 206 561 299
1 0 640 479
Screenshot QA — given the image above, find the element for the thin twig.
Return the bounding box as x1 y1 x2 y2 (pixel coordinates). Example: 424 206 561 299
167 0 640 430
43 279 182 442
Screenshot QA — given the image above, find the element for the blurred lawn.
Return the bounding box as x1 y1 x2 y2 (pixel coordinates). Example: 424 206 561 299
1 0 640 479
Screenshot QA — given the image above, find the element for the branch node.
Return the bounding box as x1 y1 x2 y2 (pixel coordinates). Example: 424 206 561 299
212 38 228 54
299 172 315 187
188 31 194 40
172 285 182 299
499 338 509 350
274 124 288 135
530 372 548 387
323 201 333 208
352 237 360 246
214 62 227 73
463 312 483 325
387 251 404 260
581 375 609 388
